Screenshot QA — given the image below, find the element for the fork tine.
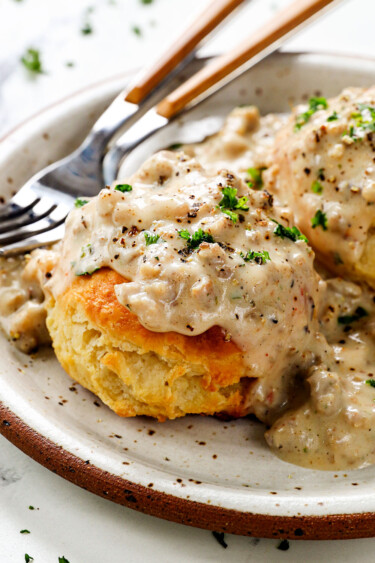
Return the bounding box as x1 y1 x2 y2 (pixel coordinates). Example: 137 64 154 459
0 223 65 257
0 187 40 220
0 203 69 246
0 198 57 234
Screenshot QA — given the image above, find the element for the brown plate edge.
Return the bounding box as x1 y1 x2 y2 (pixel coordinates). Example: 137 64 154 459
1 403 375 541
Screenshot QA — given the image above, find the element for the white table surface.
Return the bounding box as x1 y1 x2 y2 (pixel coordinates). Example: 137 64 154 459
2 0 375 560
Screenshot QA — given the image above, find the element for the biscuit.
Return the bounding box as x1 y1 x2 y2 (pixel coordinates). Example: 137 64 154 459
46 268 252 421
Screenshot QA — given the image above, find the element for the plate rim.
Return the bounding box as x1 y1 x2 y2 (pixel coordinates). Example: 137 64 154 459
2 403 375 540
2 50 375 540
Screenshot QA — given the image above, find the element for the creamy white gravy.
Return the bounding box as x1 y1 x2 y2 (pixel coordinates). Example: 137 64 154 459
2 102 375 471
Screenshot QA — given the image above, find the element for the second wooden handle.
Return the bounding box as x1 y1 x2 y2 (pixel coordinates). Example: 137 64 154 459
157 0 336 119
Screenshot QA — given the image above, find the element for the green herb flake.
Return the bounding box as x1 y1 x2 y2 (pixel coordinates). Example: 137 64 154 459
178 228 215 250
59 557 71 563
141 0 153 4
338 306 368 325
167 143 182 150
294 97 328 131
25 556 34 563
20 529 30 534
240 249 270 265
311 209 328 231
217 186 249 223
132 25 142 36
76 267 100 276
144 232 160 246
303 447 308 453
81 21 93 35
247 167 266 190
311 180 323 194
66 61 75 68
114 183 132 193
366 379 375 388
327 111 339 122
21 48 44 74
272 220 308 243
74 198 88 208
28 506 35 510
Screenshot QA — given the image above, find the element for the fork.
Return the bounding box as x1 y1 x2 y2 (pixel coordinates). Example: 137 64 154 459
0 0 338 256
0 0 245 256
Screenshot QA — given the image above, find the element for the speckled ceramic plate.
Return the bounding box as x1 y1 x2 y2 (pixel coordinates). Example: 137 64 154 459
2 52 375 540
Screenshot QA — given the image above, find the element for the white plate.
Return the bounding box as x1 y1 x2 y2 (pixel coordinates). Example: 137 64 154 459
1 52 375 540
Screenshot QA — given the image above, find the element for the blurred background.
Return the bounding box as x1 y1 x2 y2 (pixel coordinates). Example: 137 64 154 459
1 0 375 138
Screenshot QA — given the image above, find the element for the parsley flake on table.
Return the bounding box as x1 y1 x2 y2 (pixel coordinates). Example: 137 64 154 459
74 198 88 208
20 529 30 534
178 228 215 249
240 249 270 264
25 555 34 563
114 183 132 192
311 209 328 230
140 0 153 4
21 48 44 74
366 379 375 388
338 306 368 325
132 25 142 36
247 167 266 190
217 186 248 223
144 232 160 245
294 96 328 131
272 220 308 243
59 557 71 563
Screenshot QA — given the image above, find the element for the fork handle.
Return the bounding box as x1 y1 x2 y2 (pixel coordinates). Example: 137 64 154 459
125 0 245 105
156 0 336 119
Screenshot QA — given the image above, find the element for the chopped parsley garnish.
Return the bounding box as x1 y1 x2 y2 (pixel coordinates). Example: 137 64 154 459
272 220 308 243
144 232 160 245
76 267 100 276
342 103 375 141
338 306 368 325
294 96 328 131
178 228 215 249
247 167 266 190
366 379 375 388
59 557 71 563
81 21 93 34
311 209 328 230
217 186 248 223
25 556 34 563
167 143 182 150
311 180 323 194
20 530 30 534
28 506 34 510
132 25 142 36
141 0 153 4
327 111 339 121
240 249 270 264
21 48 44 74
114 183 132 192
74 198 88 208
